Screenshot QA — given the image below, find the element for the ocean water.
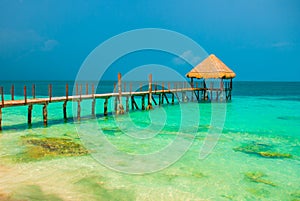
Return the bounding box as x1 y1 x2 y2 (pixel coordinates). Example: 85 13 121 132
0 81 299 201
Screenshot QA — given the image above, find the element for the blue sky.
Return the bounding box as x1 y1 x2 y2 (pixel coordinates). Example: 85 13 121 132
0 0 299 81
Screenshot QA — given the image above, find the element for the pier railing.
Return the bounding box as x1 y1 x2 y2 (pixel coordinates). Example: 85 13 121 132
0 73 232 130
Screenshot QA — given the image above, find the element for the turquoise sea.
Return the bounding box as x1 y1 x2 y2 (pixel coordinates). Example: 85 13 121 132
0 81 299 201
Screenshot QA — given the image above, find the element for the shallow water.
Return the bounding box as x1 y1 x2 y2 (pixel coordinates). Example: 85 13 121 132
0 82 299 201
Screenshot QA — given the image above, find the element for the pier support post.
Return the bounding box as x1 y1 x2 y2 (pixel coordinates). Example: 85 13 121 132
43 103 48 126
151 95 157 105
172 93 174 104
142 95 145 110
28 104 33 125
11 85 14 100
147 74 153 110
163 93 170 104
91 98 96 117
77 101 81 121
49 84 52 102
32 84 36 99
66 83 69 100
24 86 27 104
63 101 67 121
86 83 89 95
80 84 82 101
104 98 108 116
158 94 162 105
117 72 124 114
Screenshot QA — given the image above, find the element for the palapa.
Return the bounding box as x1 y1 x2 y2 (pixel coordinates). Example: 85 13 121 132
186 54 236 79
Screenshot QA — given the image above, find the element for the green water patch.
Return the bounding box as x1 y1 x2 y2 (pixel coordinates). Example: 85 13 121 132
0 185 63 201
74 176 135 201
244 172 276 187
154 166 205 184
290 191 300 201
14 136 89 162
277 116 300 121
233 142 292 159
101 126 124 136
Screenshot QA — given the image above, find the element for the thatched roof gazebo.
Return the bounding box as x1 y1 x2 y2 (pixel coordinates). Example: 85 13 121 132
186 54 236 101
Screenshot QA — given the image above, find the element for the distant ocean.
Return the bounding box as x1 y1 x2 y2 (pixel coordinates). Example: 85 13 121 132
0 81 299 200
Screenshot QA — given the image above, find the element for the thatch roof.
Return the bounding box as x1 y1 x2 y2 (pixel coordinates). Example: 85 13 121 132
186 54 236 79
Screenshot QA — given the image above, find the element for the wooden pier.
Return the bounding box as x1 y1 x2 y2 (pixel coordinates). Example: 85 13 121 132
0 73 233 130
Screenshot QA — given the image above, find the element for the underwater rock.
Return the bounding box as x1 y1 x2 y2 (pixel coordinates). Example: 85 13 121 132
16 137 89 162
258 151 292 158
101 127 123 136
233 142 292 159
244 172 276 187
291 191 300 201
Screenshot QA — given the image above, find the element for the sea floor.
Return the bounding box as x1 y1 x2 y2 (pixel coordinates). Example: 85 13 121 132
0 97 299 201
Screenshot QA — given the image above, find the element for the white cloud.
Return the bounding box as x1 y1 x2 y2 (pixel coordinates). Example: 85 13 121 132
0 29 58 59
173 50 202 66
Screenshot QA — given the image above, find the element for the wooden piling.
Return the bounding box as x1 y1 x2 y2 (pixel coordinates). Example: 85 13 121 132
63 101 67 121
49 84 52 102
86 83 88 95
104 98 108 116
163 93 169 104
43 103 47 126
131 96 135 110
147 74 153 110
28 104 33 125
92 98 96 117
142 95 145 110
220 79 224 91
92 84 95 95
66 83 69 100
117 72 124 114
24 86 27 104
159 94 162 105
77 101 81 121
152 95 157 105
131 96 139 110
11 85 14 100
80 84 82 101
172 93 174 104
32 84 36 99
130 83 132 95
